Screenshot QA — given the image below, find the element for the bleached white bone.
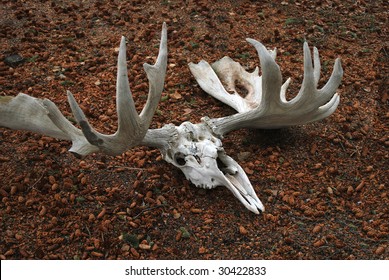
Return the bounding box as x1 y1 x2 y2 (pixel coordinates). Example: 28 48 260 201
189 40 343 136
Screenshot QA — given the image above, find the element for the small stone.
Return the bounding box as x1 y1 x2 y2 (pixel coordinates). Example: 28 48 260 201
4 54 25 67
139 244 151 250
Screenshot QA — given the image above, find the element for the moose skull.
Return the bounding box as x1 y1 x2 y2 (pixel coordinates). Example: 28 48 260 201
162 121 265 214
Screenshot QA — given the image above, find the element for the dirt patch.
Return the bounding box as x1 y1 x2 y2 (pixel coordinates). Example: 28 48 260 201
0 0 388 259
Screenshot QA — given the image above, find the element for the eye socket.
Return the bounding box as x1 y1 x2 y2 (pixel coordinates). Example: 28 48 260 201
174 152 186 166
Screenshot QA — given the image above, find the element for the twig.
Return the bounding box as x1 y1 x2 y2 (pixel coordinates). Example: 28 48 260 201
29 172 45 191
132 205 167 219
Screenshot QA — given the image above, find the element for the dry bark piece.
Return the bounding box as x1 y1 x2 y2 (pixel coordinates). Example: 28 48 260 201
97 208 106 219
312 224 323 234
130 248 140 258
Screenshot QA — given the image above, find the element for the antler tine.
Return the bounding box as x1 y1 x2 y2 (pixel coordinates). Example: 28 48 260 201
246 38 283 110
67 23 168 156
140 22 168 124
313 46 321 86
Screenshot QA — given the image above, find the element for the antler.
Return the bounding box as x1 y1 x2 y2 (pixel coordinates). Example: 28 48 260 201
189 39 343 136
0 22 168 157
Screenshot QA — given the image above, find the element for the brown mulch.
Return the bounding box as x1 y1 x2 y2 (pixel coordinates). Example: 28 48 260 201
0 0 388 260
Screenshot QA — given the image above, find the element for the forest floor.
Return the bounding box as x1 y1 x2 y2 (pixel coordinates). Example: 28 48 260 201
0 0 388 259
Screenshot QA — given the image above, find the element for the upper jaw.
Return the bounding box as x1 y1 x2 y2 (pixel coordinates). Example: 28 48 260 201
216 152 265 214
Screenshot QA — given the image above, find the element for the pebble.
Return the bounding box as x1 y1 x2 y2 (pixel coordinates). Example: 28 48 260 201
139 244 151 250
4 54 24 67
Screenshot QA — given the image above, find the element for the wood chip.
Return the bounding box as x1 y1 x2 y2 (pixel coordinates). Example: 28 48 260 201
97 208 106 219
375 246 386 255
198 247 207 254
313 224 323 234
130 248 140 258
239 225 248 235
190 208 202 213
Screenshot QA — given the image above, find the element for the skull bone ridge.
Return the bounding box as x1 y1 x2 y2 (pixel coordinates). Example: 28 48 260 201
164 121 224 188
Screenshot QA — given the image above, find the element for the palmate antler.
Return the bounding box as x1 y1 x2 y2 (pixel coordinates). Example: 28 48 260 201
0 23 343 214
189 39 343 135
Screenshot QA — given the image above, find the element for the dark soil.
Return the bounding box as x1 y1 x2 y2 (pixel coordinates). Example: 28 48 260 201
0 0 388 259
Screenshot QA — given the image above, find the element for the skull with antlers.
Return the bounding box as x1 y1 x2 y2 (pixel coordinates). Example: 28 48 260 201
0 23 343 214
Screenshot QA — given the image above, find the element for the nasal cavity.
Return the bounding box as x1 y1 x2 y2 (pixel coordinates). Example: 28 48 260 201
174 152 186 166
